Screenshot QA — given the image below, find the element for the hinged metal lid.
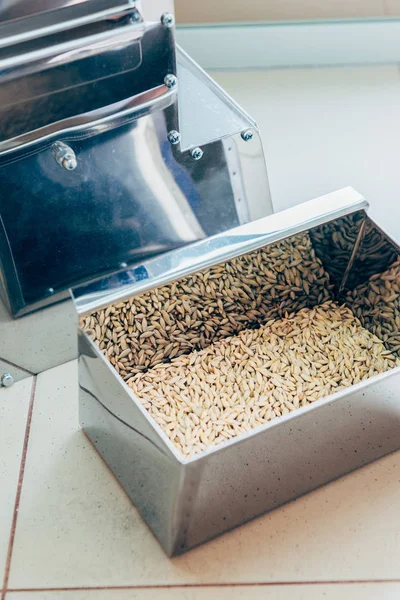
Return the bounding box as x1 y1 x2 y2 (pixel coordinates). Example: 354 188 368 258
0 0 175 150
0 0 131 40
0 46 272 318
72 187 370 315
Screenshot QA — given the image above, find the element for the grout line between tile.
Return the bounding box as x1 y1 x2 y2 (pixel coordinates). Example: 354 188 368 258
0 357 35 377
6 580 400 593
1 377 37 600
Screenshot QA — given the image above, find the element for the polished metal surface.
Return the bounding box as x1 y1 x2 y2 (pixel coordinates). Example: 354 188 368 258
0 0 118 27
73 188 367 315
78 188 400 555
0 1 175 148
0 2 136 49
176 46 257 151
0 0 272 388
1 54 272 317
81 363 400 554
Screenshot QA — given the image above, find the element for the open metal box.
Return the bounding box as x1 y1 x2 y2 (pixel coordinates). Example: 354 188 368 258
74 187 400 556
0 0 272 383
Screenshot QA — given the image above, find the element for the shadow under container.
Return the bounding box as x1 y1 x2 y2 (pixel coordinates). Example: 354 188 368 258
74 187 400 556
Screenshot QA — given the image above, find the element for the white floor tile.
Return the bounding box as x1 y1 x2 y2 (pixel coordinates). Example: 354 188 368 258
0 378 33 584
6 582 400 600
212 66 400 244
6 361 400 588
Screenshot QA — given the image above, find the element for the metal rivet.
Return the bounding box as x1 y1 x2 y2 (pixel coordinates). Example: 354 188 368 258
164 74 177 88
161 12 174 27
119 262 128 269
52 142 77 170
47 287 54 294
1 373 14 388
167 130 181 145
241 129 254 142
191 147 203 160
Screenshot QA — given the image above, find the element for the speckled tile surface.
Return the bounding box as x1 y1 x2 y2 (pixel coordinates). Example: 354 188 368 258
0 378 32 589
1 360 399 593
6 583 400 600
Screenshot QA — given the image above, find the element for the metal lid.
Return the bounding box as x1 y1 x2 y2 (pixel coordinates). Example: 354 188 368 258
0 45 273 318
72 187 369 315
0 0 129 42
0 0 175 149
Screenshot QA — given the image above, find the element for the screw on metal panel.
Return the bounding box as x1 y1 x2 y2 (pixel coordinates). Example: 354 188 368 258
191 147 203 160
164 74 177 88
167 130 181 145
241 129 254 142
52 142 77 170
119 262 128 269
1 373 14 387
129 10 141 23
161 12 174 27
47 287 55 294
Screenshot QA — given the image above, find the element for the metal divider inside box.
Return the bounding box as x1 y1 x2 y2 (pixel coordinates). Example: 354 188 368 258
74 187 400 555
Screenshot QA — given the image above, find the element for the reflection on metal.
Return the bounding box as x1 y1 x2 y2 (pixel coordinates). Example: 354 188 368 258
77 188 400 556
0 53 273 317
0 1 174 147
73 188 367 315
345 218 400 289
176 46 257 151
309 211 367 293
0 0 273 378
310 212 400 294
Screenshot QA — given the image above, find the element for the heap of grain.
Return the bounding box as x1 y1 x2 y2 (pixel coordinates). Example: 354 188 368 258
81 232 400 457
81 232 333 380
129 301 399 456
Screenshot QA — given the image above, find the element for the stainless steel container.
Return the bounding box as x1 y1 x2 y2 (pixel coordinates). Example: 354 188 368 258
73 187 400 556
0 0 272 383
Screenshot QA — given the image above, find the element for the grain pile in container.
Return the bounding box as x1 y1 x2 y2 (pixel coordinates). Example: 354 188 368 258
74 188 400 556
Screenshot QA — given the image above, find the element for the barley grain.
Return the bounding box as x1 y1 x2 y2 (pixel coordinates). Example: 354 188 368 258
128 301 399 457
82 233 333 378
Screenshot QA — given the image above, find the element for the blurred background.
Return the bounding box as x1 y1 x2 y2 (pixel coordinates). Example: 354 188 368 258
174 1 400 244
175 0 400 23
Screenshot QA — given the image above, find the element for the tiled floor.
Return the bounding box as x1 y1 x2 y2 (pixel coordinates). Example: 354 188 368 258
2 65 400 599
1 362 400 598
